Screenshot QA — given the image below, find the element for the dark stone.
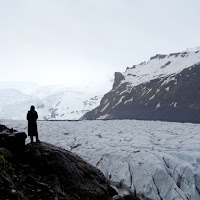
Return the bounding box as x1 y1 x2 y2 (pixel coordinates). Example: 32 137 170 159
112 195 125 200
150 54 167 60
42 174 63 194
123 194 141 200
0 148 13 161
0 125 7 132
0 125 27 155
160 61 171 69
113 72 125 89
108 185 118 197
23 142 111 200
169 52 182 57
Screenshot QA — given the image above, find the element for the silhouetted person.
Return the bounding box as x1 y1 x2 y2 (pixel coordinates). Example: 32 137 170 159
27 105 39 143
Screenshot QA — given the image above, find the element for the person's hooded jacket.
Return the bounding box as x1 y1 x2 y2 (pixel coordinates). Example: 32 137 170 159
27 106 38 136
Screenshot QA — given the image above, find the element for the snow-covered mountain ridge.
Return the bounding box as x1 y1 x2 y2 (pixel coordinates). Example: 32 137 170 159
82 47 200 122
0 84 103 120
122 48 200 87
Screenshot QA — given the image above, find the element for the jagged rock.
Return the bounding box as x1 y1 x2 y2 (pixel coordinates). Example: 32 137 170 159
113 72 125 89
123 195 141 200
0 148 13 161
108 185 118 197
0 125 27 154
112 195 125 200
0 125 7 132
150 54 167 60
23 142 111 199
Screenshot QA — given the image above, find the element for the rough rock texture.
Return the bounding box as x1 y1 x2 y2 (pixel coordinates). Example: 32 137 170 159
0 125 114 200
81 63 200 123
113 72 125 89
0 125 27 154
123 195 141 200
112 195 141 200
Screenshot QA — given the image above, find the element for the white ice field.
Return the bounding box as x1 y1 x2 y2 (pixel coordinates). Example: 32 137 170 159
1 119 200 200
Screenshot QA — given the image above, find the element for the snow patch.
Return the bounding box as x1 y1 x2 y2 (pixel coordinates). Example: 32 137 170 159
156 89 160 93
141 90 146 97
100 103 110 112
155 102 161 110
161 76 176 87
186 46 200 52
97 114 111 119
170 102 177 107
124 97 133 104
120 87 132 95
146 88 152 94
112 96 125 109
165 87 170 91
149 94 155 100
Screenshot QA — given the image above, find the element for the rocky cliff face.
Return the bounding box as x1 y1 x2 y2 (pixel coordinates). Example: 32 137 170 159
81 48 200 123
0 125 115 200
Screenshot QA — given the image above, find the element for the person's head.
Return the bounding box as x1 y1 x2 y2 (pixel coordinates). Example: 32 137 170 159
30 105 35 111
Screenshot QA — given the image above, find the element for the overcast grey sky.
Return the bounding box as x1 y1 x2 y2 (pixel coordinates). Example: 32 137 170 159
0 0 200 90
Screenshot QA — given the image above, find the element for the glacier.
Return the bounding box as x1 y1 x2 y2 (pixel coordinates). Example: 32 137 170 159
0 84 103 120
1 119 200 200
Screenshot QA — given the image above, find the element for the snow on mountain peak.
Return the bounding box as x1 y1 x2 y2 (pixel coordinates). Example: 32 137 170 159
186 46 200 52
121 48 200 87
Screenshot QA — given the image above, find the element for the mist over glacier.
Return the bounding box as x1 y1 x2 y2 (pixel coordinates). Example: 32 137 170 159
0 79 113 120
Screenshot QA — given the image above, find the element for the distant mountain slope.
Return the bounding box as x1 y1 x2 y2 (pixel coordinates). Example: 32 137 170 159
82 47 200 123
37 90 102 120
0 86 102 120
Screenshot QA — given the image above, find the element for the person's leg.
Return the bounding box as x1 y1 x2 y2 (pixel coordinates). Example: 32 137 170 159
36 135 40 142
30 136 33 144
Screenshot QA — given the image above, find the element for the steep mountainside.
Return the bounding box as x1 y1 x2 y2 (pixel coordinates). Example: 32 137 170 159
82 47 200 123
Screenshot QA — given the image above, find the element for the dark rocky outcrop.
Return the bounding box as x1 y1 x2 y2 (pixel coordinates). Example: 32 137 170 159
123 195 141 200
150 54 167 60
112 195 140 200
82 63 200 123
0 125 27 154
0 125 115 200
113 72 125 89
112 195 125 200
